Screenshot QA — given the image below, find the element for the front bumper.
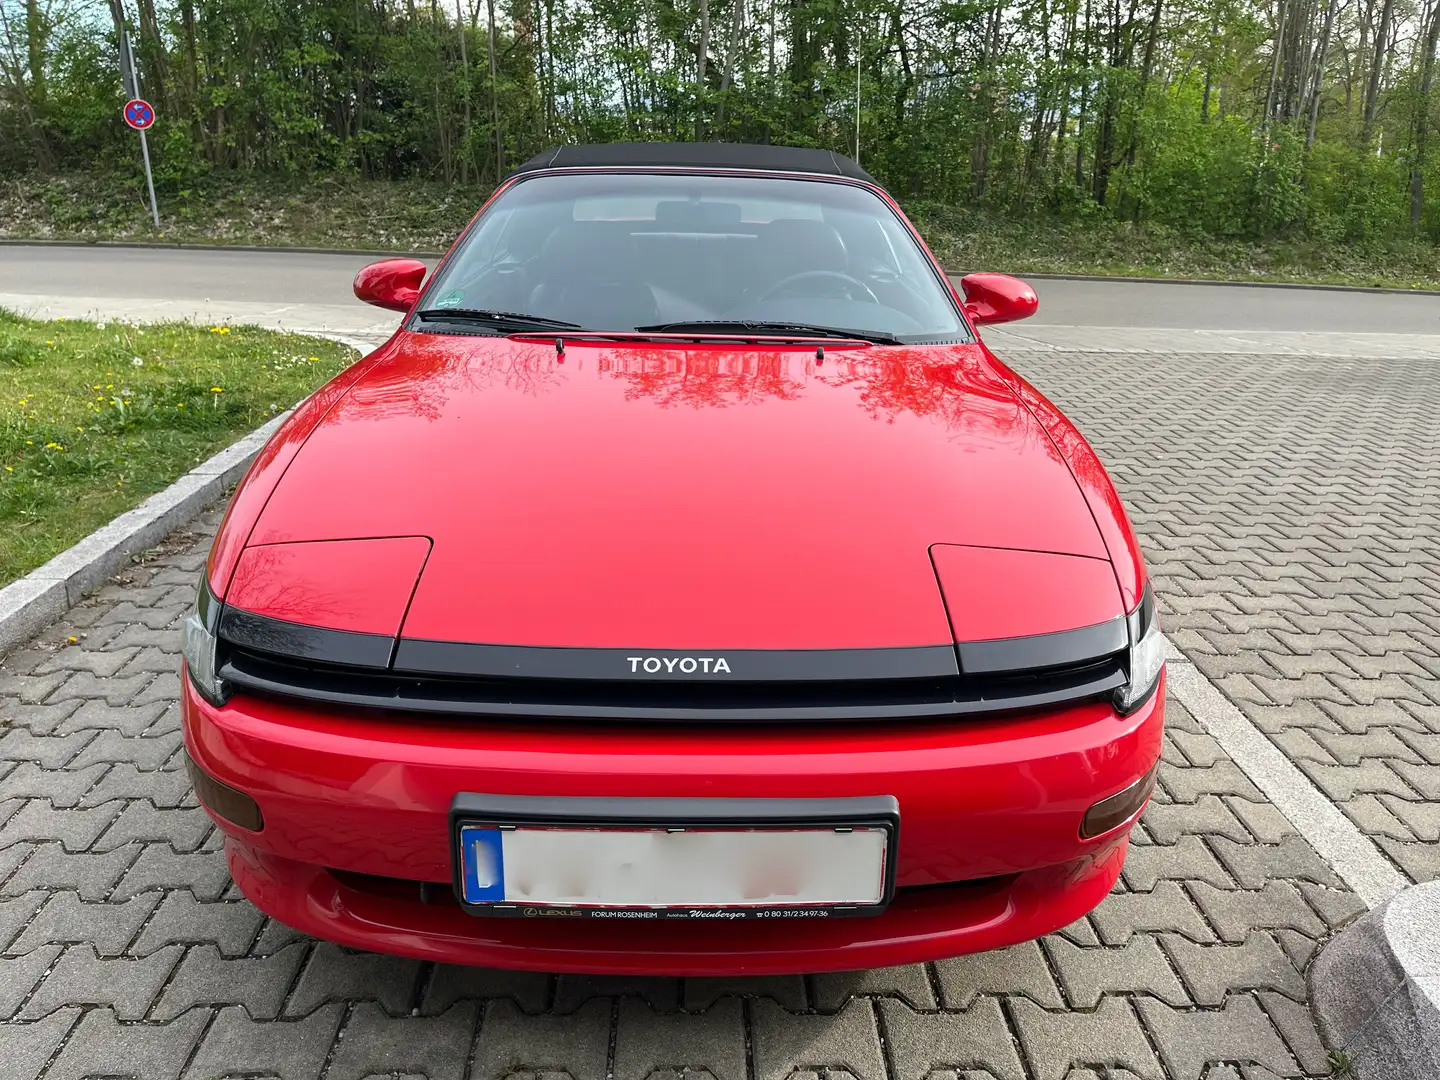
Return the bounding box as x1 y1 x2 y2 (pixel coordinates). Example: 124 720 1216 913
183 671 1164 974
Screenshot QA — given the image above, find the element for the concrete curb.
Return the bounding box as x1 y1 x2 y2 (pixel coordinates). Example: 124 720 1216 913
0 331 377 658
6 238 1439 296
1310 880 1440 1080
0 412 287 657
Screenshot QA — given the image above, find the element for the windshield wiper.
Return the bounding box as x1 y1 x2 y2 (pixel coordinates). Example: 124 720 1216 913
633 320 902 344
414 308 583 332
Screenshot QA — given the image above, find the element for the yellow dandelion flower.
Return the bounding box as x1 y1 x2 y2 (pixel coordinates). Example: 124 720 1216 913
211 387 223 393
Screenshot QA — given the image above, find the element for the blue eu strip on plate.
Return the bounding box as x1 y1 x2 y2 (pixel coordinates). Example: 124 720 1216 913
460 826 505 903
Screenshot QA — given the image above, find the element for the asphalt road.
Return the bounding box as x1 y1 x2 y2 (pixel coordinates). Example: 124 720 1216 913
4 242 1440 333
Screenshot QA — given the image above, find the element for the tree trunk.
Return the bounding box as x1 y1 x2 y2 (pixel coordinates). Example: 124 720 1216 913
697 0 711 84
1138 0 1161 88
1075 0 1092 189
1361 0 1394 142
715 0 744 131
544 0 555 136
0 0 52 167
1288 0 1312 121
24 0 46 106
1023 0 1055 189
488 0 502 179
768 0 776 84
431 0 453 182
180 1 201 128
1411 0 1440 225
888 1 912 137
1264 0 1288 126
1052 0 1078 181
789 0 819 130
695 0 711 136
1091 0 1122 206
457 0 474 184
1306 0 1338 147
136 0 174 117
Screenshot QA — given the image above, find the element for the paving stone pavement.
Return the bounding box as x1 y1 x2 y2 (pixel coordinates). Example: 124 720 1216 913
1005 348 1440 886
6 342 1428 1078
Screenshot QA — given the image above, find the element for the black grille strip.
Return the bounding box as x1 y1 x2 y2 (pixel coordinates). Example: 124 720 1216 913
218 607 393 669
393 639 961 682
957 617 1128 675
217 646 1125 721
214 606 1130 721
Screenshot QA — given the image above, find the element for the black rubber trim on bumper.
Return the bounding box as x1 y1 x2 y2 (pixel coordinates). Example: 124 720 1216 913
452 792 901 827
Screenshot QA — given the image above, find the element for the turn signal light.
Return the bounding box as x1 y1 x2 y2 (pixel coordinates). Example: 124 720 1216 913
1080 762 1159 839
185 751 264 832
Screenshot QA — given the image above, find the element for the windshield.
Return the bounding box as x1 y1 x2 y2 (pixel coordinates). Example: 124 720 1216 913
416 172 970 342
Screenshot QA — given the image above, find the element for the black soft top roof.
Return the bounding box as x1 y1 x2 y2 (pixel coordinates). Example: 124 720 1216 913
511 142 876 184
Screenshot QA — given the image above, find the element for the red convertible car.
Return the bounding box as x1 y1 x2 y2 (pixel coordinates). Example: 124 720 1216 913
181 142 1165 974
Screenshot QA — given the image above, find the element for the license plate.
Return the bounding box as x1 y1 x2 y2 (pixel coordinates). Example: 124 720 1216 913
450 794 898 919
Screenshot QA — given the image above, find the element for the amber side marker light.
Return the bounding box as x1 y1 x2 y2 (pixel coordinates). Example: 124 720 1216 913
185 751 264 832
1080 762 1160 839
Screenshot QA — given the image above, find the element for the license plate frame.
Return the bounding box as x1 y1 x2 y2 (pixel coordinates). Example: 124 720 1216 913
449 793 899 920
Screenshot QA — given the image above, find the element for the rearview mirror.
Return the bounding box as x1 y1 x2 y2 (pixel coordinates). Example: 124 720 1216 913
354 259 428 312
958 273 1038 326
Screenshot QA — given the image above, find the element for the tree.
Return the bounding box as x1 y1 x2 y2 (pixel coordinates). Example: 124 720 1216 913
1411 0 1440 225
1 0 1437 237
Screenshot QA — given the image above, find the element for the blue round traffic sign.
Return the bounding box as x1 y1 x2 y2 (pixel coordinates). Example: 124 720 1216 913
124 98 155 130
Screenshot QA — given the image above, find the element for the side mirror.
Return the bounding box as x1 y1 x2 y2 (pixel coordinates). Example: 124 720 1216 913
958 273 1038 326
354 259 428 312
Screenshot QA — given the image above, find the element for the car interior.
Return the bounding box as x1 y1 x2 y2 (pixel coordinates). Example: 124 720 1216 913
424 180 969 337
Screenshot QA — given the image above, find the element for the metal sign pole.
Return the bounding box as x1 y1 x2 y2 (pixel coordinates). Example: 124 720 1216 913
138 128 160 228
121 24 160 228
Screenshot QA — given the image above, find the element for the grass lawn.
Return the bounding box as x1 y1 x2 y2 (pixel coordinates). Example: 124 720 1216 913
0 310 356 587
5 171 1440 290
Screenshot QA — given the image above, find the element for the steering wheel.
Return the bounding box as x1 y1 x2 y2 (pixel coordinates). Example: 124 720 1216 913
760 270 880 304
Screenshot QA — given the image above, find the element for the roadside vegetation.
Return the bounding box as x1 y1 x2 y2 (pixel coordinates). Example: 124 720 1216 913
2 0 1439 290
5 172 1440 290
0 310 355 587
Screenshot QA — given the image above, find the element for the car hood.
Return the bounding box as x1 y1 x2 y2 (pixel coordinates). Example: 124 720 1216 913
239 333 1113 651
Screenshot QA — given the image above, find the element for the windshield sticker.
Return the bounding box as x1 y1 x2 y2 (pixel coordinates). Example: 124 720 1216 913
433 290 465 308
